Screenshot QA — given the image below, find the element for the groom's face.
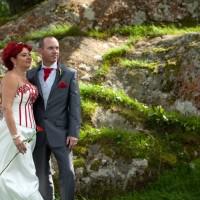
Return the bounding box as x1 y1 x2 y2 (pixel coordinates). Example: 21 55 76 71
39 37 59 67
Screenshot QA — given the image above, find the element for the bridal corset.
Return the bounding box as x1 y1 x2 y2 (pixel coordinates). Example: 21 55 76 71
2 84 38 128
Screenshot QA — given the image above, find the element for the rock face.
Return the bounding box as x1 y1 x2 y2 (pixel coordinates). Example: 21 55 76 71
6 0 44 15
107 33 200 115
75 144 148 198
0 0 200 41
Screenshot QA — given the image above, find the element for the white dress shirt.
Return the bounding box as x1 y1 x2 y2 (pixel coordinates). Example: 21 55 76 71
39 62 57 109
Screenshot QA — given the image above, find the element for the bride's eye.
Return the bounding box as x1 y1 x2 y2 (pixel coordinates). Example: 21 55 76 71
20 53 30 57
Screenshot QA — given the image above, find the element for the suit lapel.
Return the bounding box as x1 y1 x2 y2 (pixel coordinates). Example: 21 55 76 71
34 66 43 97
48 65 63 98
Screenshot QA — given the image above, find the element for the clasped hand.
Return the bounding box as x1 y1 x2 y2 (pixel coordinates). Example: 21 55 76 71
14 137 27 154
67 136 78 150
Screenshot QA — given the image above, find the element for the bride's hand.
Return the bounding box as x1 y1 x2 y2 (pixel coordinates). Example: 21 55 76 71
13 137 27 154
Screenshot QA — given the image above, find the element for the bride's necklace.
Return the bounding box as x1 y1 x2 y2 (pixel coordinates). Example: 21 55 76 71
14 68 27 80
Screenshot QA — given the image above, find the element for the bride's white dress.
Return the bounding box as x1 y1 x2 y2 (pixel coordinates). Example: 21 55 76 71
0 84 43 200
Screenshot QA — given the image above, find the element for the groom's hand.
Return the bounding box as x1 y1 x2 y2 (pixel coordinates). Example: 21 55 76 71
66 136 78 150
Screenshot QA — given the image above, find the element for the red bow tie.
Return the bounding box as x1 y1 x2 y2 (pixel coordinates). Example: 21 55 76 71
43 68 53 81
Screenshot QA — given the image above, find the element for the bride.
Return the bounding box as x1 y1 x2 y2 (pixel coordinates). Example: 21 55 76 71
0 42 43 200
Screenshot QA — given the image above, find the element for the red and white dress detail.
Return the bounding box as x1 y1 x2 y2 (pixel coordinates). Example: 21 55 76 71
13 84 38 128
0 84 43 200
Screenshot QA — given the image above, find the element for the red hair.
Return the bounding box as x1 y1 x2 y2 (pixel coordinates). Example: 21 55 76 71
1 42 32 70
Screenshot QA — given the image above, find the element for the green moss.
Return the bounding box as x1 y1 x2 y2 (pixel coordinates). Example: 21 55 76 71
24 24 87 41
102 146 115 158
152 47 174 53
120 58 158 71
160 153 177 166
112 106 145 123
73 146 87 157
88 29 111 39
188 41 199 47
80 82 147 109
164 56 181 79
90 159 102 171
74 157 86 168
94 61 110 82
142 46 175 54
81 100 97 116
102 46 130 62
166 59 177 67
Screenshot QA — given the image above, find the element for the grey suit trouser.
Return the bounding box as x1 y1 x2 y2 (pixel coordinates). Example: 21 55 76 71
33 136 75 200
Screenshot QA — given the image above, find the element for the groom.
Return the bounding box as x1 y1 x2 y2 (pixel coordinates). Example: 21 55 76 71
27 36 81 200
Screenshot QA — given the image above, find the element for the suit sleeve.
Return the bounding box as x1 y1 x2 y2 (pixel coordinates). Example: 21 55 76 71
68 70 81 138
27 69 36 85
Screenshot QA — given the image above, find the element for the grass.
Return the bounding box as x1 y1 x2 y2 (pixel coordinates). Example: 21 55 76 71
93 45 132 80
111 159 200 200
1 22 199 48
78 127 158 161
115 24 200 38
80 82 200 133
102 45 131 60
119 58 158 70
68 159 200 200
80 82 139 107
24 24 87 41
56 124 200 200
76 80 200 199
92 24 200 81
76 122 199 170
88 24 200 39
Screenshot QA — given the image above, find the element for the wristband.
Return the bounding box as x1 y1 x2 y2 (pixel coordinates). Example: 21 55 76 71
12 134 20 140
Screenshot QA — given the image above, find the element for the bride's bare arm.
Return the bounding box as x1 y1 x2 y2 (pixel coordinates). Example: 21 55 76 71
2 72 27 154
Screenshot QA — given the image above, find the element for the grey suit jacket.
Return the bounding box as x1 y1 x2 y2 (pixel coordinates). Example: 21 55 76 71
27 64 81 147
